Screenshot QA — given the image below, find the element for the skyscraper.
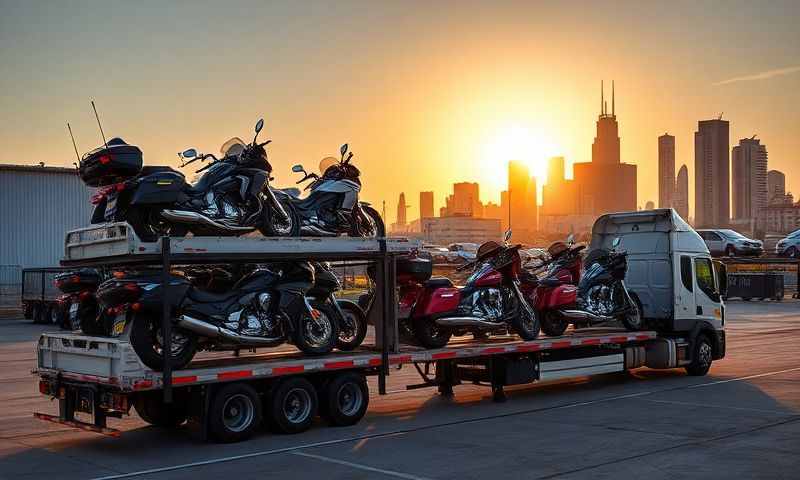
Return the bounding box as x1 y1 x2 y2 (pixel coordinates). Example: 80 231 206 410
658 133 675 209
419 191 434 219
508 161 537 232
767 170 786 201
675 165 689 220
694 118 730 227
541 156 577 216
573 81 637 215
732 137 768 223
442 182 482 217
396 192 408 226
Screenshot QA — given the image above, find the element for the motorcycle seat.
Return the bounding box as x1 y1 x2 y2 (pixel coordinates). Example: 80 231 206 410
187 287 240 304
425 277 453 288
141 165 182 177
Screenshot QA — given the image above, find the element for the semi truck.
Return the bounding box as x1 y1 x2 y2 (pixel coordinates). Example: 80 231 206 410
34 209 727 443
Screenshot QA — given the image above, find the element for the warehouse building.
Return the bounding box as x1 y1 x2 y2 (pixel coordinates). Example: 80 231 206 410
0 164 93 306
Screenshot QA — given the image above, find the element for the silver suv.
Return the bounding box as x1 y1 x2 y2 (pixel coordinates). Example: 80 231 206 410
775 229 800 258
696 229 763 257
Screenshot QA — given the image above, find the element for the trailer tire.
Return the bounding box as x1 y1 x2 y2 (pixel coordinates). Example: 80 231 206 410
266 377 318 434
134 390 189 428
685 334 713 376
540 311 568 337
320 372 369 427
209 383 262 443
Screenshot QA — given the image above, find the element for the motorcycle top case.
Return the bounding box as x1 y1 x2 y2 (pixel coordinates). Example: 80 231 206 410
79 138 143 187
397 256 433 283
54 269 101 293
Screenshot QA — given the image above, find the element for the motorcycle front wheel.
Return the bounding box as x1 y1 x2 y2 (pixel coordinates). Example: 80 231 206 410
130 313 198 371
352 205 385 238
294 304 338 355
334 302 367 351
512 302 540 341
260 197 300 237
620 291 644 331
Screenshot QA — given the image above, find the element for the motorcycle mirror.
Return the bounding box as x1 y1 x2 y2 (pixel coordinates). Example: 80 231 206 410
291 164 305 173
503 230 512 242
566 233 575 244
340 143 348 159
181 148 197 159
612 237 621 248
255 119 264 134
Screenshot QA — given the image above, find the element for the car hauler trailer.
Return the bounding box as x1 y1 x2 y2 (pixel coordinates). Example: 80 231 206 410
34 215 726 442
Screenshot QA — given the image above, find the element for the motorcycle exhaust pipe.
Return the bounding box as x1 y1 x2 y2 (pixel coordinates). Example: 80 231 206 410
161 210 254 232
177 315 282 345
435 317 500 328
558 309 615 323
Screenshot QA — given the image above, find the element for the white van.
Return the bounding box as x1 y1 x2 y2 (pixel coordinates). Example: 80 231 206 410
589 209 726 372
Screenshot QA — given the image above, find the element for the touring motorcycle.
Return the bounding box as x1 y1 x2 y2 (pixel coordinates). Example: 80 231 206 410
529 236 643 336
279 144 384 237
95 263 338 371
397 232 540 348
81 119 297 241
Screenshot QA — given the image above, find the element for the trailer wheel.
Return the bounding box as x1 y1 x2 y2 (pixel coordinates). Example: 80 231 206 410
134 390 189 428
320 372 369 427
208 383 262 443
685 334 713 376
540 311 568 337
267 377 318 434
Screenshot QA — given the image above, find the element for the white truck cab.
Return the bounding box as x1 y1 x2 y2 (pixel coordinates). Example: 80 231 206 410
589 209 726 373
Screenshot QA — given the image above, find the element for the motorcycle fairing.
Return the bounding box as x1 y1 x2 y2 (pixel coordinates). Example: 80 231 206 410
313 179 360 210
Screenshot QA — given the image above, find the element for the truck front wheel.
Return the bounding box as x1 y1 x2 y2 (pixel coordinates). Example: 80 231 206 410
685 334 713 376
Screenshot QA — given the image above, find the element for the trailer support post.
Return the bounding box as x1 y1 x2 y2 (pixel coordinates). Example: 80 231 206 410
161 236 172 403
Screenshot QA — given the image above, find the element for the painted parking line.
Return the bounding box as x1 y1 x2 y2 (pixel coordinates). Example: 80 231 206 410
687 366 800 388
290 451 432 480
641 398 795 415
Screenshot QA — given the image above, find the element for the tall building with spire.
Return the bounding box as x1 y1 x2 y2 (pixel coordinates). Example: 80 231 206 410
572 80 637 215
396 192 408 226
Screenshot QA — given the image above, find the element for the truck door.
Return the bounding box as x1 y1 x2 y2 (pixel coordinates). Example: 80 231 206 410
693 256 723 328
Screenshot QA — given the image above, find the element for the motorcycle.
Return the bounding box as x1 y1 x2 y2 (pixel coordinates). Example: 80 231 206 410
280 143 384 237
306 262 368 351
81 118 297 241
54 269 102 333
402 231 540 348
529 236 643 336
95 262 338 371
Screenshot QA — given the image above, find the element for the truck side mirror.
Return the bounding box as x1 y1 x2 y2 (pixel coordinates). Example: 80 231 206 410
713 260 727 296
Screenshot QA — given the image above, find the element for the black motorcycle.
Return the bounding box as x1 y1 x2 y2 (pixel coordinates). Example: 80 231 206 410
573 237 642 330
95 263 338 371
279 144 384 237
81 119 297 241
306 262 368 351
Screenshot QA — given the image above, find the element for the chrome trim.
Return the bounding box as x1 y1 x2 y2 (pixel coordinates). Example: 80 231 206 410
161 210 254 232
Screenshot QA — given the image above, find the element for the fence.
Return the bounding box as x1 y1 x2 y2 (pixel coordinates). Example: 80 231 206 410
0 265 21 308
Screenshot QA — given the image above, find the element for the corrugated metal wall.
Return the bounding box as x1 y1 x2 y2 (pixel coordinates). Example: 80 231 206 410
0 168 93 268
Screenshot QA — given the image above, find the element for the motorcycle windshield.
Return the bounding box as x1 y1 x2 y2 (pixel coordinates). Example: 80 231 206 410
220 137 246 158
319 156 338 175
578 262 605 291
466 263 493 285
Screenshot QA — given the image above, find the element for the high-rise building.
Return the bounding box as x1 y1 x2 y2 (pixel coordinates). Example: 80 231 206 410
767 170 786 202
675 165 689 221
442 182 482 217
396 192 408 226
542 156 577 216
508 161 537 233
658 133 675 209
694 118 730 227
732 137 768 224
419 191 434 219
573 81 637 215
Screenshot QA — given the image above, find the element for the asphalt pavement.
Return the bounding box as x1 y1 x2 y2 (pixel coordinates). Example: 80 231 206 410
1 300 798 479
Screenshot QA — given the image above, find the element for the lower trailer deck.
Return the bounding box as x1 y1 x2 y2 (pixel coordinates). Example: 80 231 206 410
36 329 658 392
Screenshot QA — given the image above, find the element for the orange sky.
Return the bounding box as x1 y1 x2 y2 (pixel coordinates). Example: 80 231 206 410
1 1 798 224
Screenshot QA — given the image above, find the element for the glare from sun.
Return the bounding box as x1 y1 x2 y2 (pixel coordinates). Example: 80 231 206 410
484 125 560 185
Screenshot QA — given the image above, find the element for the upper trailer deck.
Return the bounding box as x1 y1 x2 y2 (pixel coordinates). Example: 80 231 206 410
36 329 658 392
62 222 420 266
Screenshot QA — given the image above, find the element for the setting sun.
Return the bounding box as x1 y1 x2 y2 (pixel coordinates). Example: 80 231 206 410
483 124 560 188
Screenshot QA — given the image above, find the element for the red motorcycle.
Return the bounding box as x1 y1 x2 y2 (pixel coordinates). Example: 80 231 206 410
527 239 585 336
398 233 540 348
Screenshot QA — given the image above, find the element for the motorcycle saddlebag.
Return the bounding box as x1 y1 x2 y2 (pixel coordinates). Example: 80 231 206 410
55 269 101 293
79 138 143 187
397 256 433 283
131 171 186 204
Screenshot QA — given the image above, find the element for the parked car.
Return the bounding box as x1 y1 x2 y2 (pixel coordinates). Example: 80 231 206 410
696 229 763 257
775 229 800 258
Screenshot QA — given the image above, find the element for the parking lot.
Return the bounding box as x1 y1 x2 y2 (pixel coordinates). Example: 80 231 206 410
1 300 798 479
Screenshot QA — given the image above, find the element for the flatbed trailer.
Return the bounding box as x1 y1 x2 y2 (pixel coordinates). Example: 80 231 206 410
33 222 716 442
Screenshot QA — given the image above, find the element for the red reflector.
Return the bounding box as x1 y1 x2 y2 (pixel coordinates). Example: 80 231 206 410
71 275 81 283
123 283 140 292
113 271 125 279
79 291 91 300
99 155 112 165
130 303 141 312
38 381 49 395
115 183 126 192
107 307 114 314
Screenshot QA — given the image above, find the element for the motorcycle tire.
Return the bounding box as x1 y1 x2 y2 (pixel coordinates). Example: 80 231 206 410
352 205 385 238
620 292 644 331
294 304 338 355
334 301 367 351
540 311 568 337
260 198 300 237
512 303 540 341
130 313 198 371
412 317 452 349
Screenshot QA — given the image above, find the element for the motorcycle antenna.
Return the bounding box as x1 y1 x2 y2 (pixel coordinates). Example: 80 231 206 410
66 122 81 164
90 100 109 150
